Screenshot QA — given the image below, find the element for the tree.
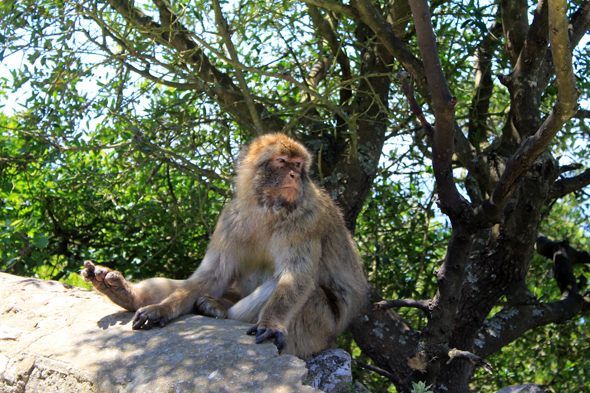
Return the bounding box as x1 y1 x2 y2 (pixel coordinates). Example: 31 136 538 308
1 0 589 392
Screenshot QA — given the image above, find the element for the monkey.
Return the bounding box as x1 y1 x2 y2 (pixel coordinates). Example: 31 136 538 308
80 133 367 359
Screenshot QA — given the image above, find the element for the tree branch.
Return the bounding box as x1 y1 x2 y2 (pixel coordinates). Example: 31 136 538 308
102 0 282 132
307 5 352 105
184 28 357 135
351 0 430 101
349 286 418 393
374 299 431 316
474 236 590 358
536 236 590 268
508 0 549 85
129 126 227 182
533 0 590 119
396 72 432 135
11 127 131 152
500 0 529 65
212 0 263 136
391 4 479 388
548 168 590 199
549 0 579 116
467 20 503 149
497 0 549 148
559 163 583 173
472 0 579 227
568 0 590 47
408 1 460 214
300 0 358 19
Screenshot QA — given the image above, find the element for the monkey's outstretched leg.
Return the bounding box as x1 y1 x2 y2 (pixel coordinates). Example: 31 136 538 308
80 260 183 311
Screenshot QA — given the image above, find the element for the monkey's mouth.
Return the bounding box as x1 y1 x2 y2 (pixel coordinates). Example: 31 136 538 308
259 187 299 212
275 186 299 202
277 186 299 191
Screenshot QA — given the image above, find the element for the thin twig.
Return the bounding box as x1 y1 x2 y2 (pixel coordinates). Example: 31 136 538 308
212 0 263 136
352 360 407 389
396 71 433 137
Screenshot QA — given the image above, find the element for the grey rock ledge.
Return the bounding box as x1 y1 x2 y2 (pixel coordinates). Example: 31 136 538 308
0 273 320 393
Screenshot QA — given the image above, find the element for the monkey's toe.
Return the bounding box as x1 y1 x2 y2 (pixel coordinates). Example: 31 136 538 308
80 260 97 282
248 324 287 353
83 260 96 272
81 261 113 284
104 271 128 288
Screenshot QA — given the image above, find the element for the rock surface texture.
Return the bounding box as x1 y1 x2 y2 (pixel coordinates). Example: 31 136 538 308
305 349 351 393
0 273 319 392
493 384 545 393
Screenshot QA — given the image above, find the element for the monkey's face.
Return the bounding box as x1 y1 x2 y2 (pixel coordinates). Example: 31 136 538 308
255 155 305 212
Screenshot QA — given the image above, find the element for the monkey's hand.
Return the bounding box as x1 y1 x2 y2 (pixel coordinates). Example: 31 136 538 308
132 304 172 330
246 321 287 354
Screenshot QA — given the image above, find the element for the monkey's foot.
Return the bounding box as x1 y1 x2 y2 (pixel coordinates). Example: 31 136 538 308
195 296 228 319
79 260 136 311
246 321 287 354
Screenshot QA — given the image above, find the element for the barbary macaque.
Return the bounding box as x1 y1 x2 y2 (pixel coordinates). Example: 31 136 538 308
81 133 367 358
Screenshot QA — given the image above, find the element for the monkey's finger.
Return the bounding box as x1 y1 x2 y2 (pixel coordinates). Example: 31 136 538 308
255 328 273 344
276 331 286 354
132 312 148 330
255 328 268 342
143 318 154 330
246 325 259 335
158 316 169 328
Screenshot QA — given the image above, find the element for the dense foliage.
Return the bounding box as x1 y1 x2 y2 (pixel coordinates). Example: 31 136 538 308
1 0 589 392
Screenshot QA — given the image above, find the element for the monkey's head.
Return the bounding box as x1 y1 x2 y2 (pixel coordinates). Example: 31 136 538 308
236 133 312 213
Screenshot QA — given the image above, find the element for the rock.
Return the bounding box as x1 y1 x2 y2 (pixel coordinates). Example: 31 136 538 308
494 383 546 393
0 273 319 392
305 349 352 393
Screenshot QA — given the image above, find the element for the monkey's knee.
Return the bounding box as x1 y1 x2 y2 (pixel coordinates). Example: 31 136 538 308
195 296 228 319
284 318 337 358
281 292 339 358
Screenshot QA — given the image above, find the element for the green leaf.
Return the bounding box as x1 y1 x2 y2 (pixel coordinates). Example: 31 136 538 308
32 235 49 249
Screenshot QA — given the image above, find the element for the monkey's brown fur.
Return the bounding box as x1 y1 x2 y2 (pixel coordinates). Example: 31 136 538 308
81 133 367 359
